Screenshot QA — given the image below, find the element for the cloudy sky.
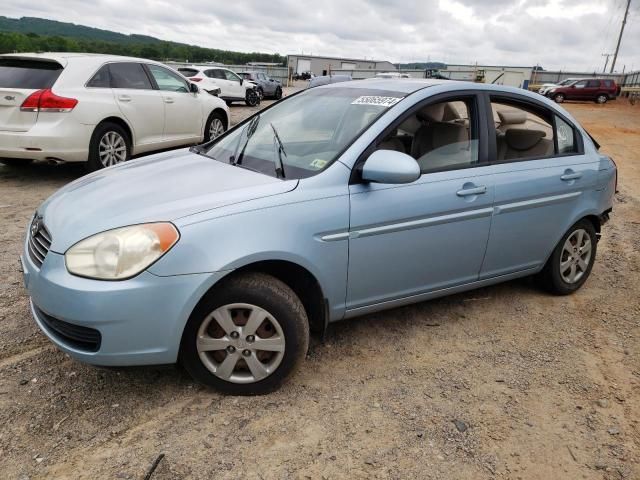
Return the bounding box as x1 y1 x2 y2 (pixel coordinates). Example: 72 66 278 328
4 0 640 72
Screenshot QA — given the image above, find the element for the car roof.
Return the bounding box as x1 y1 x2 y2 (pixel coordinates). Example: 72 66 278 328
0 52 168 68
318 78 565 103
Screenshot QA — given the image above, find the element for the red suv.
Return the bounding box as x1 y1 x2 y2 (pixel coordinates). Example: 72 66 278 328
550 78 621 104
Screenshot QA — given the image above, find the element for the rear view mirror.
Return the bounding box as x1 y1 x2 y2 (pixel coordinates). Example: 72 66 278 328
362 150 421 184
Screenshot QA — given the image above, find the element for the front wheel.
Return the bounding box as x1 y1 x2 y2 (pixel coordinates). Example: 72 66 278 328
180 273 309 395
595 94 608 104
553 93 565 103
87 122 130 171
245 90 259 107
538 219 597 295
274 86 283 100
203 111 227 142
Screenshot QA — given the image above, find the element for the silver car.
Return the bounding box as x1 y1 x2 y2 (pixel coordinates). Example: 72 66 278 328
22 79 616 394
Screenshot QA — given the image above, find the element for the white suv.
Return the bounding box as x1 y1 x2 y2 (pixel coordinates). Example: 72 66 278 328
176 66 261 106
0 53 229 170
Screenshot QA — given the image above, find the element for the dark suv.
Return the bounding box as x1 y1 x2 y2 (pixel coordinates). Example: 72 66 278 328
237 71 283 100
550 78 621 104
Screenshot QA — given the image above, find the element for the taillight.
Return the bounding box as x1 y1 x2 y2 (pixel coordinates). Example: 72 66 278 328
610 157 619 193
20 89 78 113
189 77 202 82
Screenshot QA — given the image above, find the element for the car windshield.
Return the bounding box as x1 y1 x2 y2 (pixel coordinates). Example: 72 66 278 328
204 87 406 179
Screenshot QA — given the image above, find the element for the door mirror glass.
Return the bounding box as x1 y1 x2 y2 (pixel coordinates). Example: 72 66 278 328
362 150 420 184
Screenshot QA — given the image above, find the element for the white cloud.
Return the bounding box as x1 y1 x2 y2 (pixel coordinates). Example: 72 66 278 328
2 0 639 71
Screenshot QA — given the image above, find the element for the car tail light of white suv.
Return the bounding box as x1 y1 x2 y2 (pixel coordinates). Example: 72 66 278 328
20 89 78 112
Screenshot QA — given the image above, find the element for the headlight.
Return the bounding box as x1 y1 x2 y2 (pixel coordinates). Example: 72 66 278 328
65 223 179 280
549 88 556 93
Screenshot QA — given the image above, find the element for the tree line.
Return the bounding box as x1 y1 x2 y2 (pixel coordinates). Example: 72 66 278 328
0 31 286 65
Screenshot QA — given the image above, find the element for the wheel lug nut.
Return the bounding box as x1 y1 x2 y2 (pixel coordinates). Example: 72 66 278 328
242 349 251 357
246 335 255 343
226 346 236 353
230 331 239 339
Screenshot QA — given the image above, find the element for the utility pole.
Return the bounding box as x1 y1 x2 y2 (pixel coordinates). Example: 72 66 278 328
602 53 613 73
610 0 631 73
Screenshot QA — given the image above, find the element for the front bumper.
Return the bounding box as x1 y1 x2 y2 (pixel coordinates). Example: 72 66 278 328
22 246 227 366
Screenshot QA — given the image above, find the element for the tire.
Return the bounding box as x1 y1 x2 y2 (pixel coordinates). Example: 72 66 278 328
180 272 310 395
553 93 565 103
274 87 283 100
245 89 259 107
203 111 227 143
0 158 33 167
87 122 130 172
256 87 264 100
225 100 233 107
595 94 608 104
538 219 598 295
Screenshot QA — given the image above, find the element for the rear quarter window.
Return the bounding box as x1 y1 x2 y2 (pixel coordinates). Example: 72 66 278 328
0 59 63 89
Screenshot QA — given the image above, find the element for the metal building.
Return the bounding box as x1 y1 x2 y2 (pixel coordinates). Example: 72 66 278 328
287 54 396 76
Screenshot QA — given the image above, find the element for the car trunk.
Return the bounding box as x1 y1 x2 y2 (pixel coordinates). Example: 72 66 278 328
0 57 64 132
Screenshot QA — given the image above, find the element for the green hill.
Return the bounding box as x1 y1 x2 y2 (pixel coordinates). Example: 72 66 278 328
0 16 285 65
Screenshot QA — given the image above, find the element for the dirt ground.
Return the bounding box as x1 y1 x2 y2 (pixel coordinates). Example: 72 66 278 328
0 92 638 480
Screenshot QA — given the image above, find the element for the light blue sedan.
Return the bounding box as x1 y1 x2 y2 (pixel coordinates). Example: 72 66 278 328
21 79 617 394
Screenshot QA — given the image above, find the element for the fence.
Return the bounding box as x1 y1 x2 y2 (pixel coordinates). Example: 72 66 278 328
165 62 289 84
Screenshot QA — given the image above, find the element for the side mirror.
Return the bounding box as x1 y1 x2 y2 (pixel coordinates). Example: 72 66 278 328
189 82 199 93
240 78 244 85
361 150 421 184
269 78 274 82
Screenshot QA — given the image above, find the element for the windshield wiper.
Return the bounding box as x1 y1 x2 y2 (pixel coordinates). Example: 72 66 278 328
269 123 287 179
230 114 261 166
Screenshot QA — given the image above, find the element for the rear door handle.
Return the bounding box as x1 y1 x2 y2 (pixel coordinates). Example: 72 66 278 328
456 185 487 197
560 172 582 181
117 95 131 102
164 97 174 104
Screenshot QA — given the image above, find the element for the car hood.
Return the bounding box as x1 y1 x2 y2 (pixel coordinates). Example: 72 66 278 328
39 149 298 253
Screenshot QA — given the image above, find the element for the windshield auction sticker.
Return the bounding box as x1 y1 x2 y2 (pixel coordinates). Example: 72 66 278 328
351 96 402 107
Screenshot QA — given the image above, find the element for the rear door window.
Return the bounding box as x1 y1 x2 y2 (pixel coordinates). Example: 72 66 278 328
206 69 226 80
587 80 600 88
0 59 63 89
109 62 153 90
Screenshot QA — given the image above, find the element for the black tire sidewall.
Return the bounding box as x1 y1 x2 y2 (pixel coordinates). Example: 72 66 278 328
543 219 598 295
203 111 227 142
245 90 258 107
87 122 130 172
180 274 309 395
275 87 282 99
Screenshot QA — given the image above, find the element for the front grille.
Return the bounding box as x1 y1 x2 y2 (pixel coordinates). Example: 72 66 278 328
35 305 102 352
28 216 51 268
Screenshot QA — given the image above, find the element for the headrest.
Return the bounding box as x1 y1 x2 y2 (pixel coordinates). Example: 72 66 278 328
442 103 461 121
498 110 527 125
431 123 468 150
418 103 445 122
505 129 546 151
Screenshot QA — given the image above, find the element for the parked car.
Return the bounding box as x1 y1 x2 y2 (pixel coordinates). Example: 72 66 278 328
22 79 616 394
307 74 352 88
0 53 229 170
176 65 260 106
237 71 283 99
293 71 314 81
549 78 621 104
537 78 581 96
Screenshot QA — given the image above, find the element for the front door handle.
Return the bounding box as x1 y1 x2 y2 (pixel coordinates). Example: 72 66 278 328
117 95 131 102
560 172 582 181
164 97 174 104
456 185 487 197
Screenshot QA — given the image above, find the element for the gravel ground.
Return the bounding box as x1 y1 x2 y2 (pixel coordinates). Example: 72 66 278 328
0 92 638 480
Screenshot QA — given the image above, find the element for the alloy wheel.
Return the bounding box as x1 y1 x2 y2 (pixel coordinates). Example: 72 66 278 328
559 228 592 284
209 118 225 140
196 303 286 384
98 131 127 167
596 95 607 104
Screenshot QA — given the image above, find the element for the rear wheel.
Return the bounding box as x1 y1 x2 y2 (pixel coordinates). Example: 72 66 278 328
538 219 597 295
595 94 608 104
87 122 130 171
553 93 565 103
180 273 309 395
